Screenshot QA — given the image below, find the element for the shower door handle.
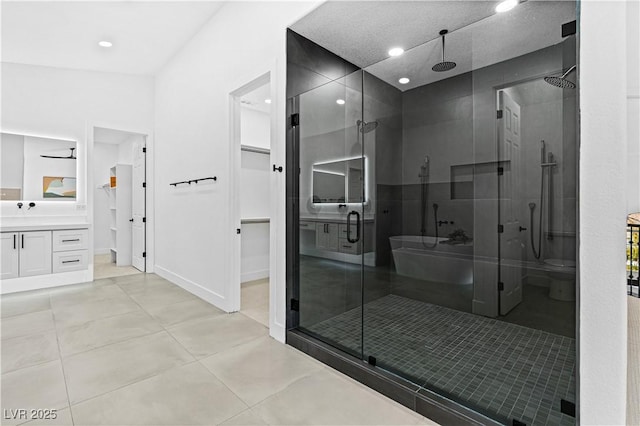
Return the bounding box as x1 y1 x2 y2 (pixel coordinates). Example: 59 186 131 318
347 211 360 243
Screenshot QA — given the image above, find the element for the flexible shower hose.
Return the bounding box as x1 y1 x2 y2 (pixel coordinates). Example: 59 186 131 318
530 170 544 260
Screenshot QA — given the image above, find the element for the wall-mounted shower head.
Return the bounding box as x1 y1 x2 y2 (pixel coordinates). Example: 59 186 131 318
432 29 457 72
529 202 536 210
544 65 576 89
357 120 379 133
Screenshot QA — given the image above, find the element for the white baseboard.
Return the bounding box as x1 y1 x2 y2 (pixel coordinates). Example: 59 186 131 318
154 265 232 313
241 269 269 283
1 269 92 294
270 321 285 343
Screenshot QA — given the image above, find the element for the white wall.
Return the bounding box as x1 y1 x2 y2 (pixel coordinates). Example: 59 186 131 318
0 62 154 222
0 133 24 191
154 1 319 341
627 0 640 214
93 142 118 254
117 135 136 165
241 107 271 150
579 1 629 423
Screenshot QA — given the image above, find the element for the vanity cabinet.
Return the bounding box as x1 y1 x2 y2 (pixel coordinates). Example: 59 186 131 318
0 226 89 291
1 233 19 279
52 229 89 273
312 221 373 255
0 231 52 278
316 223 339 251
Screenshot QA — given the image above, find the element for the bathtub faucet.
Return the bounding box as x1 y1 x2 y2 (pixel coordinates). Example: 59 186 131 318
438 220 454 227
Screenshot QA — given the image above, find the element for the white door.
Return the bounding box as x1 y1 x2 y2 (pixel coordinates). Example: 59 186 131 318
132 138 146 271
1 233 20 279
19 231 52 277
499 91 523 315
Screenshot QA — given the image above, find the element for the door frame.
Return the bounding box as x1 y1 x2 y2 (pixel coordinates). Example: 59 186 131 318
228 65 277 334
87 122 154 280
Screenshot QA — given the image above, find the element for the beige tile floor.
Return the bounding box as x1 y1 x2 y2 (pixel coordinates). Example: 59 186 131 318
1 274 439 426
240 279 269 327
93 254 141 280
629 296 640 426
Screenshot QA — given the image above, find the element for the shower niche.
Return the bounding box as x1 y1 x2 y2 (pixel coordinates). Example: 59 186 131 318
287 2 578 425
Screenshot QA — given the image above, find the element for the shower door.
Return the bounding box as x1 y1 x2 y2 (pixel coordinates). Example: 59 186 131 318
295 70 365 359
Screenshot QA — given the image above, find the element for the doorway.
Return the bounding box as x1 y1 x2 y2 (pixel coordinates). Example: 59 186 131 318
230 73 273 327
92 126 147 280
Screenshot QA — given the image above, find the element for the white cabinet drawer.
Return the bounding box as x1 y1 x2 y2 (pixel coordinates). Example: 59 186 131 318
338 240 361 255
53 250 88 273
339 224 358 238
53 229 88 252
299 221 315 230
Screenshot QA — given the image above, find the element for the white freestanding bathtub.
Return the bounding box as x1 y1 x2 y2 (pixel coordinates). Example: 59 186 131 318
389 235 473 285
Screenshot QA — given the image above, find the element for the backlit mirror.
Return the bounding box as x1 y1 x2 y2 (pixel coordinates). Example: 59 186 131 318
312 157 364 203
1 132 78 201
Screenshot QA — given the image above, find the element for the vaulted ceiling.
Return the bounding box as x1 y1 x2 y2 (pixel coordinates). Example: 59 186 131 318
1 1 225 75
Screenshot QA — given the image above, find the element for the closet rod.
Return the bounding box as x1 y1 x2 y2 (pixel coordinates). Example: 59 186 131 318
241 218 270 224
240 145 270 155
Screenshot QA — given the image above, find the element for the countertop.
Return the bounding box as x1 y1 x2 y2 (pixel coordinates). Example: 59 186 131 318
0 223 90 232
300 216 374 223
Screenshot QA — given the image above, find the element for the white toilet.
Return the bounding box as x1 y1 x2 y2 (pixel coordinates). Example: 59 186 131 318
544 258 576 301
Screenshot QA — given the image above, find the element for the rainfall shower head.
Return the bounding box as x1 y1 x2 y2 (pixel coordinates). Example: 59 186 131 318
432 29 457 72
544 65 576 89
357 120 379 133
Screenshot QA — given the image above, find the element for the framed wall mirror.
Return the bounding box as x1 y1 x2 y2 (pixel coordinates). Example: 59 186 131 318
1 132 78 201
312 157 365 204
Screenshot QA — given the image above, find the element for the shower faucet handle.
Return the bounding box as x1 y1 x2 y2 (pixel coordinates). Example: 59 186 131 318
519 226 527 232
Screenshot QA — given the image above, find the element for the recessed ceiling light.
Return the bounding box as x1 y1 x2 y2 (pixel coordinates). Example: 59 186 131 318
98 41 113 48
264 99 272 104
388 47 404 57
495 0 518 13
336 99 346 105
398 77 410 84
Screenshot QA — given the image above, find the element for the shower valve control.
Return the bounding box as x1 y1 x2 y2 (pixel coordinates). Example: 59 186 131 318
519 226 527 232
273 165 283 173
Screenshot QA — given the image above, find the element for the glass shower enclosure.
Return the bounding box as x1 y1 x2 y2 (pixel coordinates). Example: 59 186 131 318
287 2 578 425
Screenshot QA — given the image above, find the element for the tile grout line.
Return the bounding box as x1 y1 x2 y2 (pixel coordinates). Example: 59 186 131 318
67 276 268 424
68 359 201 409
50 292 76 426
57 277 199 410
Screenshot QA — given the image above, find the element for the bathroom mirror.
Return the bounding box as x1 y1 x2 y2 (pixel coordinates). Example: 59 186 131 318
1 132 78 201
312 157 364 203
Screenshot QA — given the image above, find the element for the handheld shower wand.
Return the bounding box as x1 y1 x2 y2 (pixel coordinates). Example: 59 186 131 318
529 202 542 259
420 156 430 236
529 140 557 260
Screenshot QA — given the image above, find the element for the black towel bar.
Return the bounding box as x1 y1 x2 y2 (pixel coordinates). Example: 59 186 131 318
170 176 217 187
